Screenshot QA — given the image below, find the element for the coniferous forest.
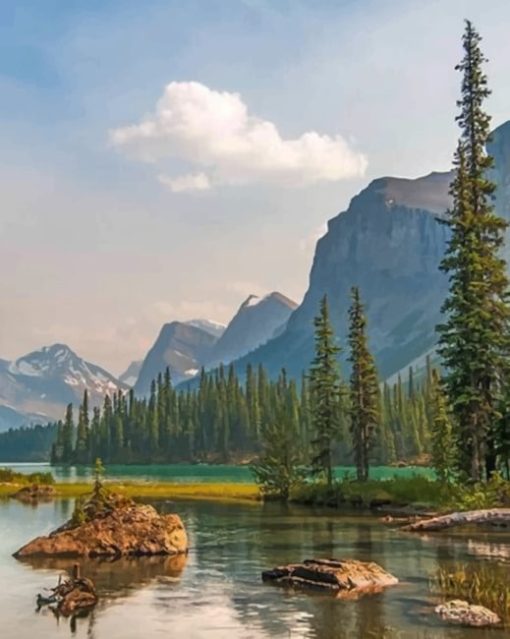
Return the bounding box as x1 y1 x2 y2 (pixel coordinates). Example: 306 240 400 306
44 290 435 474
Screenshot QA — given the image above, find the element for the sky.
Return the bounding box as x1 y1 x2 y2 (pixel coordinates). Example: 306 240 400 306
1 0 510 375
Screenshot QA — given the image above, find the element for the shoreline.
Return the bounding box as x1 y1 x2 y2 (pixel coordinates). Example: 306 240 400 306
0 481 262 503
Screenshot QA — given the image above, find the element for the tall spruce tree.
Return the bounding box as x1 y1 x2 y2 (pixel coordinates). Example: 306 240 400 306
437 21 510 481
347 286 380 481
309 295 342 487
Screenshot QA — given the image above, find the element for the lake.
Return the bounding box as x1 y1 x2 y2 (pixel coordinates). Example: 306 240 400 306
1 462 434 483
0 496 508 638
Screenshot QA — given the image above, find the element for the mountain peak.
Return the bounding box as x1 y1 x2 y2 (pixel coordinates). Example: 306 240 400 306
363 171 453 215
206 291 298 367
240 292 298 311
0 344 126 429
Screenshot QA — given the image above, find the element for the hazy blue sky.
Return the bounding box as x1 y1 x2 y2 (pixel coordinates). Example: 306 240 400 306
1 0 510 373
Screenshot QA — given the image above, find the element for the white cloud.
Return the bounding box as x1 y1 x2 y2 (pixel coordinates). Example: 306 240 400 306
110 81 367 191
158 172 210 193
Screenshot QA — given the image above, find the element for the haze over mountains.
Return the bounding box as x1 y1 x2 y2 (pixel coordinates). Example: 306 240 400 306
0 293 297 427
3 121 510 432
134 293 297 396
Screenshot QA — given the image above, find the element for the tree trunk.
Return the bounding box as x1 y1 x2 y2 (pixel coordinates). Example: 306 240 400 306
403 508 510 532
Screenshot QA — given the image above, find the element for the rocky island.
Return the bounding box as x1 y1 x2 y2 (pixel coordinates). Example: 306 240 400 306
13 483 188 559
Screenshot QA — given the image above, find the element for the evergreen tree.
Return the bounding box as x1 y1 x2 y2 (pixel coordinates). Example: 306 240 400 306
251 369 307 500
74 390 90 464
437 21 510 481
347 286 380 481
62 403 75 463
309 295 343 487
429 370 457 485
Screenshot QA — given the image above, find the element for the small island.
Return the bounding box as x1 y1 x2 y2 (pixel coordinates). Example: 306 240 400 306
14 465 188 560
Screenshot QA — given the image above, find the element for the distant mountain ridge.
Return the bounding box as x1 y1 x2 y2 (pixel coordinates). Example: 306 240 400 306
0 344 127 431
133 322 217 396
119 360 143 387
206 292 298 368
134 293 298 395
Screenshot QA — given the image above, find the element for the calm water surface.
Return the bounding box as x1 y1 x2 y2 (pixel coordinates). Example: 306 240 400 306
2 462 433 483
0 497 508 638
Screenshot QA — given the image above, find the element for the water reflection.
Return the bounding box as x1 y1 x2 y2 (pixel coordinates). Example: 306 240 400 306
2 498 510 638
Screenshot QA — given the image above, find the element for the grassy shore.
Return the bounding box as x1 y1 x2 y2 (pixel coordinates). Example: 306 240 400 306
0 480 261 502
3 471 509 512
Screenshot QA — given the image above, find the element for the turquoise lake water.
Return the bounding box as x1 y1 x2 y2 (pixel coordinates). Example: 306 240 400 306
1 462 434 483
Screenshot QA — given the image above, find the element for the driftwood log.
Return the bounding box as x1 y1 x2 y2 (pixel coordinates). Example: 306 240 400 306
37 564 98 617
403 508 510 532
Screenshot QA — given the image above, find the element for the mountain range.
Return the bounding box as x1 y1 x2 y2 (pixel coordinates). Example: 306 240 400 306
134 293 297 396
3 120 510 431
0 345 128 432
0 292 297 427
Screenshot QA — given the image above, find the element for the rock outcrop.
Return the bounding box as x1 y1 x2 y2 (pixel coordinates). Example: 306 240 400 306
262 558 398 597
14 493 187 559
435 600 501 627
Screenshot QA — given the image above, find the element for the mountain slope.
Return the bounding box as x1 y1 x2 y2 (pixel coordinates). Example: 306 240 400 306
119 360 143 387
134 322 217 395
0 344 127 426
206 292 298 368
228 172 453 380
186 319 226 338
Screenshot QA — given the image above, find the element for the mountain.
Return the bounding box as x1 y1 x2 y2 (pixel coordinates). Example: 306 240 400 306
206 292 298 368
119 360 143 387
227 172 453 380
227 122 510 381
134 322 217 395
186 319 226 338
0 405 47 433
0 344 127 427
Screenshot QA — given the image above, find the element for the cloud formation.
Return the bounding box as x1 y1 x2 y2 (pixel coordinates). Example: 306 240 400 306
110 81 367 191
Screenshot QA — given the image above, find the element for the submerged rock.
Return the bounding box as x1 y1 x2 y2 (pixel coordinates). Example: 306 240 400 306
262 558 398 597
435 600 501 627
14 493 187 558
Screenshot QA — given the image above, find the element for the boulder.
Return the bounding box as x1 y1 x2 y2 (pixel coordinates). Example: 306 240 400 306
262 558 398 597
435 600 501 627
14 493 187 558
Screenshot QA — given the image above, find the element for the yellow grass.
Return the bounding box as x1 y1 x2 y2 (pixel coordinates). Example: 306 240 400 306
0 481 261 502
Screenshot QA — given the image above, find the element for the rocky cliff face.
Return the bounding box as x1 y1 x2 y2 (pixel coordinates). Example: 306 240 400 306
231 172 451 379
234 122 510 381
